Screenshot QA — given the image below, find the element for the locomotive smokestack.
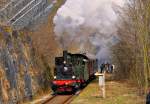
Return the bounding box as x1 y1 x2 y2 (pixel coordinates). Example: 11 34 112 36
63 50 68 62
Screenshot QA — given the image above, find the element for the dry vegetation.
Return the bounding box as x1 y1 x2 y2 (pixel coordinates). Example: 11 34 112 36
112 0 150 94
71 76 145 104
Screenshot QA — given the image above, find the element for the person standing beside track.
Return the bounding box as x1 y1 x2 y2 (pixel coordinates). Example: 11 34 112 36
110 64 115 73
100 64 105 73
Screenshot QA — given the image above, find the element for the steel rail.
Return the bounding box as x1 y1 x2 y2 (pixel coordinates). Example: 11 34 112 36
42 95 57 104
42 90 83 104
62 95 74 104
42 95 74 104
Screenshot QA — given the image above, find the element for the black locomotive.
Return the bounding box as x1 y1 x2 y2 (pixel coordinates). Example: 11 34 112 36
51 51 98 93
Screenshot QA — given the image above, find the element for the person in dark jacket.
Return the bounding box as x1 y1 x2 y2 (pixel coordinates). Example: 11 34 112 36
100 64 105 73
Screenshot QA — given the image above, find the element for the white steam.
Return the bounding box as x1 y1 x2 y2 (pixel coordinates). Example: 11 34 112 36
53 0 124 63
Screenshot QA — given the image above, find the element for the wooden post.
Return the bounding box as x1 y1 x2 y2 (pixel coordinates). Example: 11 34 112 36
95 72 106 98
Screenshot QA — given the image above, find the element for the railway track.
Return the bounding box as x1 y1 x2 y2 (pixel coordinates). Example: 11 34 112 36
42 89 82 104
42 79 91 104
42 94 74 104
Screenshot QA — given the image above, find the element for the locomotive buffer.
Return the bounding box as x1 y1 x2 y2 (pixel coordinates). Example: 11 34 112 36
95 72 106 98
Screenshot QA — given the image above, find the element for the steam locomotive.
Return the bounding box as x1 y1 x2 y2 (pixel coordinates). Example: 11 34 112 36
51 51 98 93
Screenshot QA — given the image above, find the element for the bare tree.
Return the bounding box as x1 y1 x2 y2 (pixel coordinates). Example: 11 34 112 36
113 0 150 94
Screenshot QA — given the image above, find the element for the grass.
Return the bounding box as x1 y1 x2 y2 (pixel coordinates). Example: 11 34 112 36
71 74 145 104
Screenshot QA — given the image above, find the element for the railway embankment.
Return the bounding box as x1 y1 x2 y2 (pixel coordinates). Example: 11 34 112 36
71 74 145 104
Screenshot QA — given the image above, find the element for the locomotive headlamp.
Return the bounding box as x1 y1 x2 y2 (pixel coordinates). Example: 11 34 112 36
63 61 66 64
64 67 68 71
54 76 57 79
72 75 76 79
83 59 87 62
65 82 69 85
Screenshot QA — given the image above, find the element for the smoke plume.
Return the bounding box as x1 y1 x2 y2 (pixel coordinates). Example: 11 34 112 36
53 0 124 62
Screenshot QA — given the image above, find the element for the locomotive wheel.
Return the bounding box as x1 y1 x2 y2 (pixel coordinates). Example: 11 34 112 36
51 84 58 93
72 84 80 94
80 83 87 89
72 88 77 94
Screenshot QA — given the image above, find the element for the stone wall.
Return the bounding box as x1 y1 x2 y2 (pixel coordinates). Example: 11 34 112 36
0 26 50 103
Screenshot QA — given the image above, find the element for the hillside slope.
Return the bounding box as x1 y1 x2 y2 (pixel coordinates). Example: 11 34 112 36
0 0 66 103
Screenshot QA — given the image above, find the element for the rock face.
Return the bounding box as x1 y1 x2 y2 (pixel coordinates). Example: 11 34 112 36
0 26 51 103
0 0 67 103
0 0 10 8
